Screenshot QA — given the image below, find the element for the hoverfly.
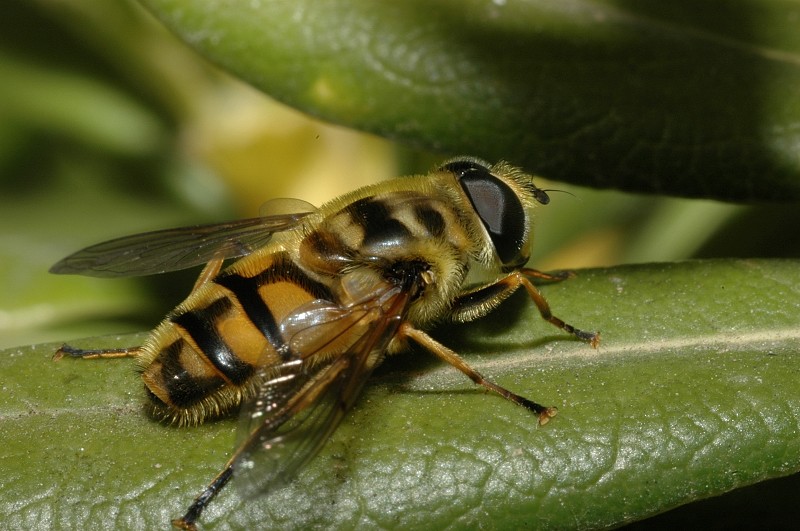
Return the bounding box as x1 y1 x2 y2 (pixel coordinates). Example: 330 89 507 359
51 157 599 529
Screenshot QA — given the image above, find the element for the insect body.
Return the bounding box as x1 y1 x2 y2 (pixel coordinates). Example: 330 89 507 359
51 158 599 529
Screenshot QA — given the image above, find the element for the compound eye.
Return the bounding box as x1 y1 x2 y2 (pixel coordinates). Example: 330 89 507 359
443 160 527 265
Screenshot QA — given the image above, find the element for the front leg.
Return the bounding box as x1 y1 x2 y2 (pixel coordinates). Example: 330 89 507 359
449 268 599 347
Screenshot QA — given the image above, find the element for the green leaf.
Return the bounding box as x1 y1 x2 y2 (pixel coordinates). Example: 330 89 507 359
138 0 800 201
2 259 799 529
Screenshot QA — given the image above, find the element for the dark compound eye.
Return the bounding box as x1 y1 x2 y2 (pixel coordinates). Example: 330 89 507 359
441 159 527 266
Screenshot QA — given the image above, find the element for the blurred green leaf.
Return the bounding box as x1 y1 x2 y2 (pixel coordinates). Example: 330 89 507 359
0 129 230 348
2 260 798 529
0 52 166 155
0 1 241 348
139 0 800 201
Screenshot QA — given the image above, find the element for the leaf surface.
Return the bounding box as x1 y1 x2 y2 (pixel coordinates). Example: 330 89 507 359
2 259 799 529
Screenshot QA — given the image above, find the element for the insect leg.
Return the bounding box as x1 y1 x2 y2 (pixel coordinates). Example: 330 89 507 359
191 255 225 293
171 465 234 531
517 271 600 347
172 354 352 529
520 267 574 282
400 324 557 425
53 344 143 360
449 271 599 347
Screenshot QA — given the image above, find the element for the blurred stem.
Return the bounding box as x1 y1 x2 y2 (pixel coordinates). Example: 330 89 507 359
622 199 744 263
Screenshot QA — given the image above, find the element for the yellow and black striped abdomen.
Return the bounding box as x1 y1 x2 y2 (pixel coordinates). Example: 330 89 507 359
140 250 334 425
140 186 473 425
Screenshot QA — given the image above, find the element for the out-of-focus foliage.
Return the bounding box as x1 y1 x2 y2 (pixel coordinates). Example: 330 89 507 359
0 0 400 348
143 0 800 201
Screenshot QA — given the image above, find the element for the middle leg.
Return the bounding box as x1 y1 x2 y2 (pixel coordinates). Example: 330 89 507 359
401 323 558 425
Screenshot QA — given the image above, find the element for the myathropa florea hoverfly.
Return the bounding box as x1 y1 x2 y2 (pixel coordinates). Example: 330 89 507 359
51 157 599 529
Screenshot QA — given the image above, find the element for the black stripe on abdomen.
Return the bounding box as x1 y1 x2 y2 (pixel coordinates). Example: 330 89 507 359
214 272 286 356
215 252 334 360
171 297 254 385
156 339 226 408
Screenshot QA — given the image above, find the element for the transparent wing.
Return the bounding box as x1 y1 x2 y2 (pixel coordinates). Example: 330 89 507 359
231 277 418 498
49 211 313 278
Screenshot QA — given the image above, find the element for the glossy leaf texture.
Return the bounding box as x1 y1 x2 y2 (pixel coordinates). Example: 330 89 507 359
2 260 799 529
138 0 800 201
